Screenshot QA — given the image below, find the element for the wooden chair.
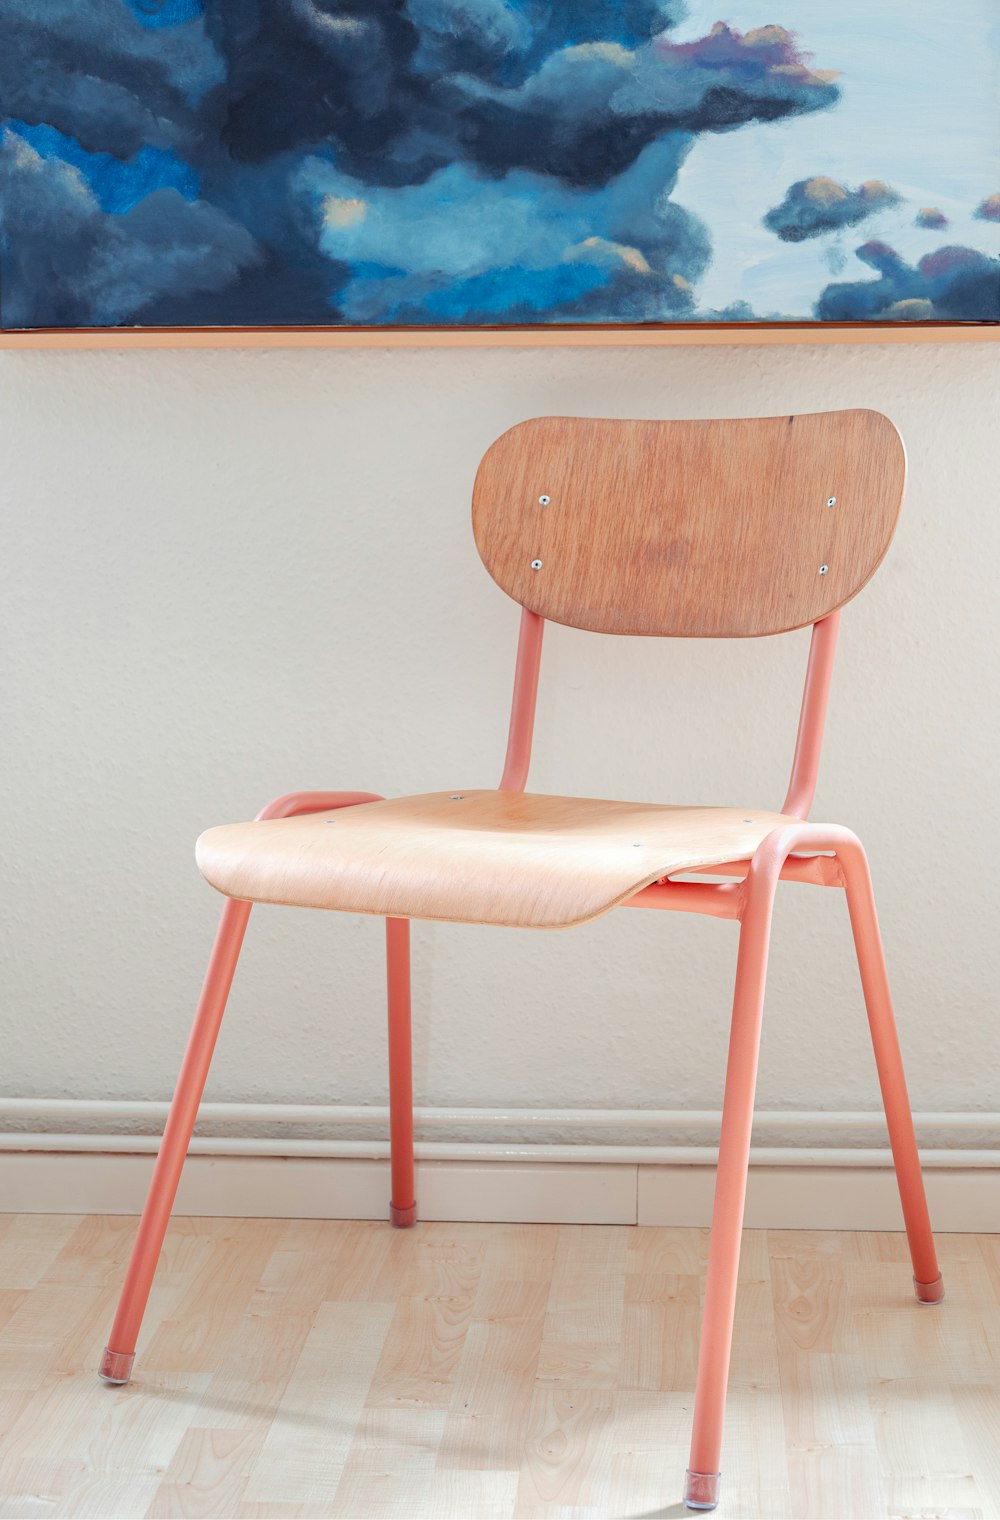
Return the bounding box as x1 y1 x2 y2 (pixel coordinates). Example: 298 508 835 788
98 410 942 1512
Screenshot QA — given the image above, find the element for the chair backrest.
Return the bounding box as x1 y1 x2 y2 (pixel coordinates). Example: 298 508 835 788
472 411 905 638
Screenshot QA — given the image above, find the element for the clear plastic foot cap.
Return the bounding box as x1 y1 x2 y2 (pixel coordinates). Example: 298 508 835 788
685 1469 721 1510
98 1346 135 1385
389 1201 417 1228
914 1273 945 1305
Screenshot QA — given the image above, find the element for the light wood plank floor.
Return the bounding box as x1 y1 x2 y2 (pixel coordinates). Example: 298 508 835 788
0 1216 997 1519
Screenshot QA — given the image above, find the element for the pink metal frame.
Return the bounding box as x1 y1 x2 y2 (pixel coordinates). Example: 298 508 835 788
99 604 942 1517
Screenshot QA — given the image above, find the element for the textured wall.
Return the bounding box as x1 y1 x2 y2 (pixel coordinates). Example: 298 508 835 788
2 341 998 1137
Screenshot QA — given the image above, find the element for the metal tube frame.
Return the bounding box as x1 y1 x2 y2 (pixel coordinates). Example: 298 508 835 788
99 604 941 1520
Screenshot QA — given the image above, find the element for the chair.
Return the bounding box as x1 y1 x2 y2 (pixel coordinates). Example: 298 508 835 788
97 410 942 1512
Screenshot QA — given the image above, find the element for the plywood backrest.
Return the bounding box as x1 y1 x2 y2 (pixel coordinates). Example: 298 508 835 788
472 411 905 637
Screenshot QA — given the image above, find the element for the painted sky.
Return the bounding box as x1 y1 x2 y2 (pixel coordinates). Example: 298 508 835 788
672 0 1000 317
0 0 997 327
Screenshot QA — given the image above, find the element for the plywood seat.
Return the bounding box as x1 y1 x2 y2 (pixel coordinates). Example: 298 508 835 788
195 790 799 929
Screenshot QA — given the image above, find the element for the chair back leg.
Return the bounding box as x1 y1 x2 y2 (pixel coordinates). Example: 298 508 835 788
840 844 943 1301
386 916 416 1227
684 866 777 1511
98 897 252 1385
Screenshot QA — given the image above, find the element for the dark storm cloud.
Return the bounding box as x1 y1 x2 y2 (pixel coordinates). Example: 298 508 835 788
0 0 223 159
0 129 259 326
195 5 838 189
0 1 843 326
407 0 532 81
441 23 839 186
816 239 1000 321
407 0 687 83
510 0 689 77
763 177 900 242
203 0 428 173
138 148 352 324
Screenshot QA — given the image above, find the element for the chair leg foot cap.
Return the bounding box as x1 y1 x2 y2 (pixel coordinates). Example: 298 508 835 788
98 1347 135 1385
390 1202 417 1228
685 1470 720 1510
914 1273 945 1305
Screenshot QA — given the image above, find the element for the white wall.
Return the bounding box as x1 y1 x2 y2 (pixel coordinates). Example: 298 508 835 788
2 340 998 1155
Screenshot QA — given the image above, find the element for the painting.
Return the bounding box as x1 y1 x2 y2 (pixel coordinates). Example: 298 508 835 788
1 0 998 332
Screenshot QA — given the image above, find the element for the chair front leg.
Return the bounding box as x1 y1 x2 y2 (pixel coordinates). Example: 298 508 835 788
386 916 416 1227
684 858 779 1512
98 897 252 1385
839 840 942 1302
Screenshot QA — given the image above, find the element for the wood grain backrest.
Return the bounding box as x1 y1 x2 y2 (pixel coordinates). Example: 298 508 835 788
472 411 905 637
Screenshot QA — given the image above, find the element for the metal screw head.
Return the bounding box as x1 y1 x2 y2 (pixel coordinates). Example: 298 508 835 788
827 496 837 507
538 495 550 506
531 558 543 570
818 564 829 575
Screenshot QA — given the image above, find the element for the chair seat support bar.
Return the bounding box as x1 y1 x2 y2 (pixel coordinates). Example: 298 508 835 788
626 880 744 919
626 849 846 918
685 853 845 888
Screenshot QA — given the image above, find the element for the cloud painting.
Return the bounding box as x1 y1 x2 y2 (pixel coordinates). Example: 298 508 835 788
0 0 997 328
763 179 901 243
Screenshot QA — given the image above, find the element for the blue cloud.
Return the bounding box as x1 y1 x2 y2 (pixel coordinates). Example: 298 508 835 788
7 120 198 212
763 177 900 242
816 240 1000 321
0 128 258 327
302 135 707 322
125 0 206 28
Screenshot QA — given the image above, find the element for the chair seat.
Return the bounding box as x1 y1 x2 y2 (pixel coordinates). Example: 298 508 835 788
195 790 800 929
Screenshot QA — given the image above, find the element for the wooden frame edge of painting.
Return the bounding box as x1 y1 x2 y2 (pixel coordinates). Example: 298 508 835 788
2 323 998 351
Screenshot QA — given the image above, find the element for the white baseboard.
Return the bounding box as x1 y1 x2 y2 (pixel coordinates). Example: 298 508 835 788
0 1101 996 1229
638 1163 998 1232
0 1151 996 1231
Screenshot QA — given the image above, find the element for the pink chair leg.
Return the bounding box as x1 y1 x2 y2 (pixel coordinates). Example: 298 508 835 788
98 897 252 1385
840 844 943 1302
684 864 778 1512
683 825 944 1508
386 917 416 1228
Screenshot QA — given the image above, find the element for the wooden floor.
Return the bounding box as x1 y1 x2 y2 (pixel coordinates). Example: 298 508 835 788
0 1216 997 1520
